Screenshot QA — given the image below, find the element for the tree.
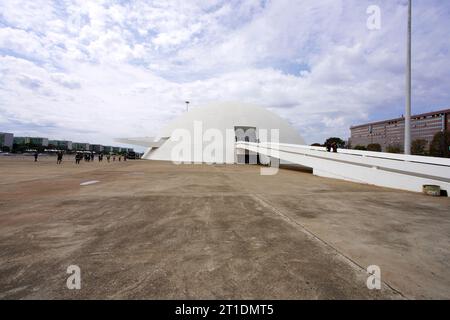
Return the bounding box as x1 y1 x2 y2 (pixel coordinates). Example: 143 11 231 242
354 145 367 151
13 143 27 153
367 143 382 152
411 139 427 156
310 143 322 147
324 137 345 148
429 131 450 158
386 144 402 154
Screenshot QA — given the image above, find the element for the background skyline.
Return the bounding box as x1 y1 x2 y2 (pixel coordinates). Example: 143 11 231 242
1 0 449 147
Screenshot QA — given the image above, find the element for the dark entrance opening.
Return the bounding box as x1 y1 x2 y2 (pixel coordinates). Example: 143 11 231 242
235 126 258 164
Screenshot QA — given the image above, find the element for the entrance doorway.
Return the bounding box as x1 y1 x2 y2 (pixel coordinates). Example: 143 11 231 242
235 126 258 164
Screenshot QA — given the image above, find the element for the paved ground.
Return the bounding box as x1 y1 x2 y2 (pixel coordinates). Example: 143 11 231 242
0 156 449 299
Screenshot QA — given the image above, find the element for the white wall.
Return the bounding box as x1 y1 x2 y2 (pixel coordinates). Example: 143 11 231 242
238 142 450 196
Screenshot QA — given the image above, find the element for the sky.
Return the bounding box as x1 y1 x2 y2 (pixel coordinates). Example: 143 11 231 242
0 0 449 148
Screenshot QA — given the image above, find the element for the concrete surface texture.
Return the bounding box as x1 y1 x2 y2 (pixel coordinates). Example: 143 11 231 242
0 156 449 299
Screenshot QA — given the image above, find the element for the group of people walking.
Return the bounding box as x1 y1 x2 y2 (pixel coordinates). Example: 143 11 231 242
31 151 128 164
74 152 126 165
325 142 338 153
75 152 95 163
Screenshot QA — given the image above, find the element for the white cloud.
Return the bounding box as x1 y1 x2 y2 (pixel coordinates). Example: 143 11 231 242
0 0 56 31
50 73 82 89
0 27 49 60
18 74 43 89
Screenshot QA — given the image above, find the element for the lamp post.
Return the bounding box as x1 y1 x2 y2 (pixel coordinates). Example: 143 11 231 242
185 101 190 112
404 0 412 155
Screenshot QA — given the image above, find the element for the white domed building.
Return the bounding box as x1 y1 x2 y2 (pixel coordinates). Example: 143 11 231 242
118 102 305 164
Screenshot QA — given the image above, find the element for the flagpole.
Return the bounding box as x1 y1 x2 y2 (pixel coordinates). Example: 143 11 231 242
405 0 412 155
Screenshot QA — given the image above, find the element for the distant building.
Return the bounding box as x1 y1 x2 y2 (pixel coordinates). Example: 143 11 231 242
49 140 72 150
72 142 90 151
13 137 30 145
103 146 113 153
112 147 121 153
90 144 104 153
350 108 450 151
0 132 14 150
30 137 49 147
14 136 49 147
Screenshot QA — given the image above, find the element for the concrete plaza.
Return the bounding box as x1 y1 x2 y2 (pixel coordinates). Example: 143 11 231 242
0 156 449 299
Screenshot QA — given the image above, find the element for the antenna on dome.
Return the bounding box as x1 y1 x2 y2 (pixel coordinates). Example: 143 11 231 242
185 101 190 112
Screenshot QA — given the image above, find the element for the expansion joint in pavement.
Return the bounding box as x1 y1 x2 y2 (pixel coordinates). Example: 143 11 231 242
250 193 408 300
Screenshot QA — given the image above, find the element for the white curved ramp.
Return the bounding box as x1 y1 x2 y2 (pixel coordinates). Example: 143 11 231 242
236 142 450 196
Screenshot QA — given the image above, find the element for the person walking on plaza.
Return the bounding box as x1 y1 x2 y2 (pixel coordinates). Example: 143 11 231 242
106 154 110 162
34 152 38 162
123 154 127 162
332 142 338 153
57 151 63 164
75 152 82 164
